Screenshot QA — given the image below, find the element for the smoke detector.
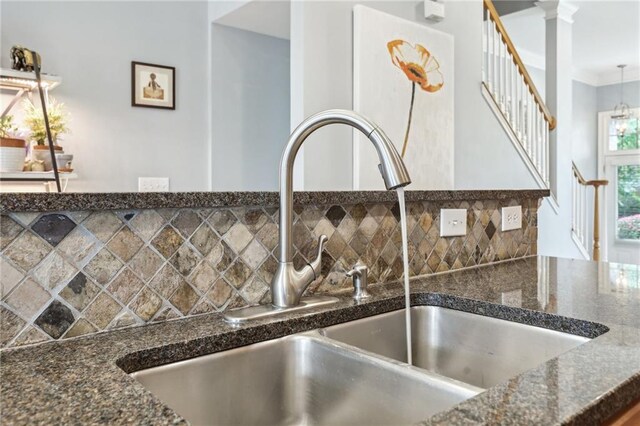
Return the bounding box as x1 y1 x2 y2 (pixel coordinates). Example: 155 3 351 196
424 0 445 22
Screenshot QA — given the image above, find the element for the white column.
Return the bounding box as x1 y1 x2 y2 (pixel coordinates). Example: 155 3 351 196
536 0 578 201
536 0 586 260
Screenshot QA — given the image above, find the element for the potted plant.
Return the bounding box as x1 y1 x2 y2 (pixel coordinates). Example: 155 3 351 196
23 98 70 171
0 115 27 172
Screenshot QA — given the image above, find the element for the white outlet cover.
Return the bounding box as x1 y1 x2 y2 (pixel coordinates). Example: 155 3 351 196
501 205 522 231
138 177 169 192
440 209 467 237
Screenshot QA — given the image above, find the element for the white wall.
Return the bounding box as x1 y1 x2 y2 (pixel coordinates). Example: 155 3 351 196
290 0 537 191
0 1 209 192
210 24 290 191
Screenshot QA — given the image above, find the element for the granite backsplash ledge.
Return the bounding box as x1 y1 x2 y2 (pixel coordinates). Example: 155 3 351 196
0 189 549 213
0 191 543 348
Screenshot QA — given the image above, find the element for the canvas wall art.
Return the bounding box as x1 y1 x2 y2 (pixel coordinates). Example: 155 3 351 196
353 5 454 189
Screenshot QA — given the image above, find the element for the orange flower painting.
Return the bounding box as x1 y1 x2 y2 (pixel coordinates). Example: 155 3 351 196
387 40 444 157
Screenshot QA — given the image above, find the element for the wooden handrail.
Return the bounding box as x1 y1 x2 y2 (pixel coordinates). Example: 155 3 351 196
484 0 557 130
572 162 608 261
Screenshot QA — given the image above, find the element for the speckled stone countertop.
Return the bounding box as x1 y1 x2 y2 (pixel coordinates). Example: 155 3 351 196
2 256 638 425
0 189 549 212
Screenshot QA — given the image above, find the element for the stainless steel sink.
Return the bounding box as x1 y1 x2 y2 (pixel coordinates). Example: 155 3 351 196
130 305 589 425
323 306 590 388
131 334 479 426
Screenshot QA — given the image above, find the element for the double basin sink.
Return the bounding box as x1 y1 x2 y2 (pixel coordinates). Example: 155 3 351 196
131 306 589 425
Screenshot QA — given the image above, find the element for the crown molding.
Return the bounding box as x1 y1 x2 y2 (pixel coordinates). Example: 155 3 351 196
596 66 640 87
515 47 639 87
535 1 579 23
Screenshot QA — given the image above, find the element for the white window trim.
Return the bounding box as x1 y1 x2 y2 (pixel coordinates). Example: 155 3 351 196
597 109 640 261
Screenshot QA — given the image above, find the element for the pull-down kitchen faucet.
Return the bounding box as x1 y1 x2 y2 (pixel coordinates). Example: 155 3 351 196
225 109 411 322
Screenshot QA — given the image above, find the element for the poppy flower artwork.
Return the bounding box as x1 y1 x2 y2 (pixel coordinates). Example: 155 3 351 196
387 40 444 158
353 5 453 190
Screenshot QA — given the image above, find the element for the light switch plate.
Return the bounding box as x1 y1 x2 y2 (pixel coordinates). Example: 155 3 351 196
440 209 467 237
501 205 522 231
138 177 169 192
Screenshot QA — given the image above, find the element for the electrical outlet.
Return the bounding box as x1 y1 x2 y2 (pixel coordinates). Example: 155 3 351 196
501 205 522 231
138 177 169 192
440 209 467 237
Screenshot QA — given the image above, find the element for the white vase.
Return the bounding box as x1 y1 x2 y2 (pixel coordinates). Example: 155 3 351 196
32 145 63 171
0 138 27 172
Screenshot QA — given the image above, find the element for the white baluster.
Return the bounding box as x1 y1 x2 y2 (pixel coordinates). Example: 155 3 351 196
530 93 535 160
511 58 517 125
545 125 550 185
583 185 588 246
485 8 490 88
516 70 522 138
501 40 506 111
571 173 578 235
540 117 549 187
536 108 541 171
494 23 499 98
578 184 584 242
523 79 528 147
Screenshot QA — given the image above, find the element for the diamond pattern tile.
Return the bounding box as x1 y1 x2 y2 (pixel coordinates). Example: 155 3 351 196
32 251 77 290
1 306 26 346
0 215 23 250
108 268 145 305
31 214 76 247
56 227 100 265
129 210 165 241
107 227 144 262
1 257 23 298
4 231 50 271
190 224 218 256
59 273 101 312
5 278 51 319
172 210 202 239
84 249 123 285
128 247 164 282
170 244 201 276
0 197 540 348
151 226 184 259
35 300 75 339
82 212 122 243
83 292 122 330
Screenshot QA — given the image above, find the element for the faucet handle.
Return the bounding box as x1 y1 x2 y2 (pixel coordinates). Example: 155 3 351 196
346 262 370 300
308 235 328 278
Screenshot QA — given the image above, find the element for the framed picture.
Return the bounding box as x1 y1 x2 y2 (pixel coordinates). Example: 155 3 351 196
131 61 175 109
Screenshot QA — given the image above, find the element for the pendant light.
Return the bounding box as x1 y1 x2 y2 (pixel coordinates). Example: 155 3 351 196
611 64 633 138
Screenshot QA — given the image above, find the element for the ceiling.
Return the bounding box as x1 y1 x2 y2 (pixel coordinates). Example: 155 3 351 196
501 0 640 86
213 0 290 40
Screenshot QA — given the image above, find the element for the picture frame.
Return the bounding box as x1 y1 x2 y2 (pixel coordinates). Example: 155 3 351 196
131 61 175 110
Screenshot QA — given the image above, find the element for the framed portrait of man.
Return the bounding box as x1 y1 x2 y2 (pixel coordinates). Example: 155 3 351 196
131 61 175 109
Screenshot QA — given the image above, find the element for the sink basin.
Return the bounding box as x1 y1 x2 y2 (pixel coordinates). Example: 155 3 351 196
131 334 479 426
323 306 590 388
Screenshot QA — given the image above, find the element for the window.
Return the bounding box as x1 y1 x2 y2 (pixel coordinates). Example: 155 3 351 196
616 164 640 241
609 116 640 151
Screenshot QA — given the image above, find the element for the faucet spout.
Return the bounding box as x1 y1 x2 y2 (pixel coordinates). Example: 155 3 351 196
272 109 411 308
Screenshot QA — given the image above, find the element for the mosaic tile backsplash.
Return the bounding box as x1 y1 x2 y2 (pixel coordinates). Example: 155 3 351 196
0 197 539 348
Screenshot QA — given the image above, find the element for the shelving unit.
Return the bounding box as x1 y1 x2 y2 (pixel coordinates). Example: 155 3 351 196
0 64 67 192
0 171 77 192
0 68 61 117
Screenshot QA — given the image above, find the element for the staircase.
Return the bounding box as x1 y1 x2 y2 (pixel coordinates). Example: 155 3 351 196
481 0 608 261
571 162 608 260
481 0 555 189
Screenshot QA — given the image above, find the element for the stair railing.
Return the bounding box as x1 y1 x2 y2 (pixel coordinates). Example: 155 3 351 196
571 162 608 261
482 0 556 187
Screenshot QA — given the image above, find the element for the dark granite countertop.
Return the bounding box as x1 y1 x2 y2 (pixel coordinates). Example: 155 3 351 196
0 189 549 212
2 256 638 425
